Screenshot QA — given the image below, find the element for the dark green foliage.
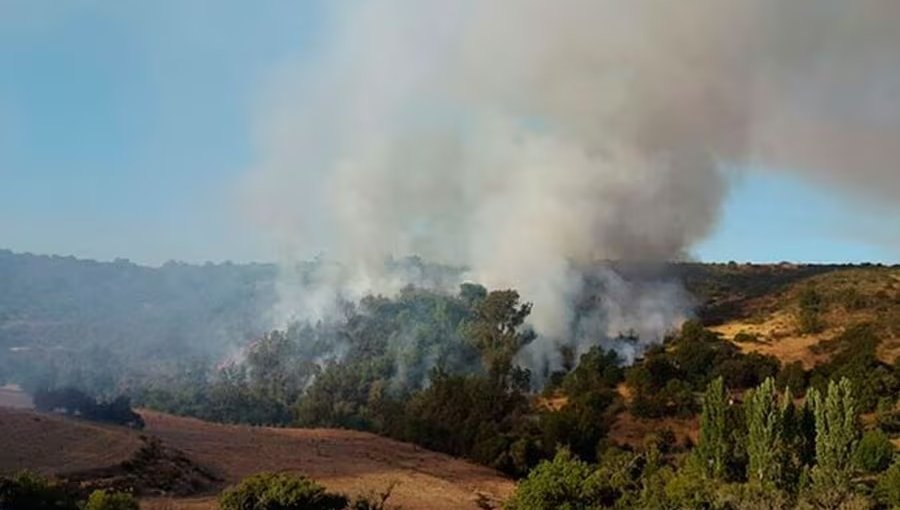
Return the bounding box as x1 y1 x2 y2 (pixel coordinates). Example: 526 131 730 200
560 347 623 397
503 449 599 510
732 331 760 343
462 289 535 383
83 490 139 510
33 387 144 429
853 429 895 473
876 407 900 434
875 459 900 508
0 471 77 510
539 389 619 463
810 324 899 412
538 347 624 463
218 472 348 510
401 369 537 475
776 361 808 394
797 286 825 334
626 322 778 418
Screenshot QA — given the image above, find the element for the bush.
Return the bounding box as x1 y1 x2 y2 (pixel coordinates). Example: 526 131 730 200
776 361 808 394
34 387 144 429
733 331 759 343
83 490 139 510
875 460 900 508
0 471 77 510
853 429 895 473
504 448 597 510
218 472 348 510
797 287 825 334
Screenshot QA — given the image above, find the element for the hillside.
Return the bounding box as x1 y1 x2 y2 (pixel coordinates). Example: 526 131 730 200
0 250 279 394
0 403 514 510
706 266 900 367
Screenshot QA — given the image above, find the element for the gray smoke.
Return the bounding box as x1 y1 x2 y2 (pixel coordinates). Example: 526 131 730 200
244 0 900 368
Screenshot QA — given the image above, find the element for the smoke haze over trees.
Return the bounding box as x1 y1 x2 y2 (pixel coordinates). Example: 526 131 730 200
245 0 900 375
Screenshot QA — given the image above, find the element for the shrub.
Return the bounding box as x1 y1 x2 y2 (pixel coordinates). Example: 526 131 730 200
83 490 139 510
733 331 759 343
34 387 144 429
504 448 597 510
797 287 825 334
348 483 397 510
218 472 348 510
776 361 808 394
875 460 900 508
876 408 900 434
0 471 77 510
853 429 895 473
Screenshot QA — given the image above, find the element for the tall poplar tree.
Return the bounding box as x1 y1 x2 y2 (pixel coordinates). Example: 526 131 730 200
809 377 859 490
745 377 783 488
695 377 729 480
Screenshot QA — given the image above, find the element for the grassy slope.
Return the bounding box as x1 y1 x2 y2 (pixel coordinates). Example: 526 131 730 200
704 265 900 366
0 404 514 510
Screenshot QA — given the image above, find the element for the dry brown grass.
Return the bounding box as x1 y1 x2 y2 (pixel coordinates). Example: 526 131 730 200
0 407 142 476
0 402 514 510
710 267 900 367
608 411 699 450
139 410 514 510
711 310 831 369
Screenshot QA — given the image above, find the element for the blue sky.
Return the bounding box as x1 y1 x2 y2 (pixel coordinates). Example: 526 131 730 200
1 1 897 266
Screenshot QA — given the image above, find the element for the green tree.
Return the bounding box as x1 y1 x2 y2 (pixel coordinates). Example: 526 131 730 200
797 286 824 334
745 378 784 488
218 472 348 510
504 448 597 510
0 471 77 510
853 429 895 473
694 377 729 480
809 378 860 491
462 290 535 384
875 459 900 508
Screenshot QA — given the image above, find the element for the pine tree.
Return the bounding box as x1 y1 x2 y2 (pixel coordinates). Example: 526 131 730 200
695 377 729 480
745 377 783 488
809 377 859 490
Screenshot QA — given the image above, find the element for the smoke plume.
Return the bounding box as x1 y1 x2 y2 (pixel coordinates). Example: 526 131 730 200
244 0 900 368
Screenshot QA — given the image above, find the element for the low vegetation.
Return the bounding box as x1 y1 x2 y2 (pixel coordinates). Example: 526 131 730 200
0 471 138 510
33 387 144 429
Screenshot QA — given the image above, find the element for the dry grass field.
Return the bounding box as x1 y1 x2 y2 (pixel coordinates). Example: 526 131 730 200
139 410 514 510
709 267 900 367
0 407 142 476
0 395 514 510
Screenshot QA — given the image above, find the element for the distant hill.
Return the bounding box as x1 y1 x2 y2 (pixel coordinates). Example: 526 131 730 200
0 249 279 392
704 265 900 367
2 248 896 393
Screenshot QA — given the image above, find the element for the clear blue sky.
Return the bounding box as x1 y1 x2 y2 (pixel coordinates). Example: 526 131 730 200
1 1 897 266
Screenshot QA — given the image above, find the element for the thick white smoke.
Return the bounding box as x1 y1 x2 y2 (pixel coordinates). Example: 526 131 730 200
244 0 900 368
